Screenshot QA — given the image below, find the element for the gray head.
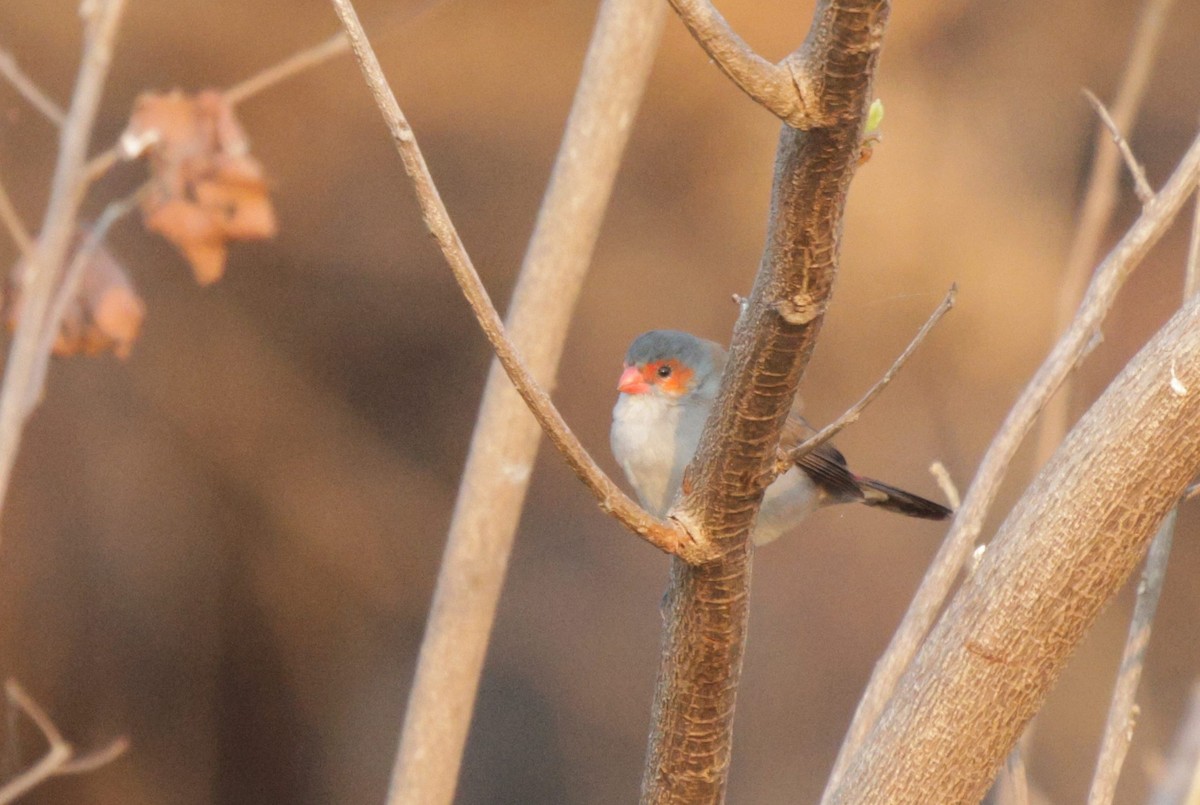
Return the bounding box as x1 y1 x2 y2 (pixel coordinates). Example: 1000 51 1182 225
618 330 725 399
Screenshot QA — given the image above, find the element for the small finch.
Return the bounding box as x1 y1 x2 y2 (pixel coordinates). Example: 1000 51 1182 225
610 330 950 545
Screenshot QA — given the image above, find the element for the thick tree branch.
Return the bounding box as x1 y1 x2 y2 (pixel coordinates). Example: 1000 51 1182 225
666 0 814 126
826 128 1200 795
829 289 1200 803
329 0 711 564
642 0 890 800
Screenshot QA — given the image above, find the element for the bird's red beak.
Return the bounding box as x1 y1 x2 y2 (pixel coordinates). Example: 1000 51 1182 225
617 365 650 394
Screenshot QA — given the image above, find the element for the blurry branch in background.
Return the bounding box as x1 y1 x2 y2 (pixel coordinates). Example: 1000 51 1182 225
0 680 128 805
825 126 1200 796
1149 683 1200 805
372 0 676 802
665 0 815 127
1033 0 1175 466
1088 510 1176 805
0 0 128 535
778 285 955 477
0 49 66 127
0 179 34 258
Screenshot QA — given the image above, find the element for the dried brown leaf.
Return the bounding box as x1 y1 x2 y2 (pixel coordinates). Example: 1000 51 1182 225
124 89 276 284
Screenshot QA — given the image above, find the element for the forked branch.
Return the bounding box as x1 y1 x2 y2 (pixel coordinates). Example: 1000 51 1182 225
0 680 128 805
667 0 815 126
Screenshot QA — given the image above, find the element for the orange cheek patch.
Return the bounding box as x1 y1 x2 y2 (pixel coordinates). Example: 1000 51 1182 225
644 360 694 394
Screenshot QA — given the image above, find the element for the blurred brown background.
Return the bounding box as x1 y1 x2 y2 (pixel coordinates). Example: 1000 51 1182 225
0 0 1198 802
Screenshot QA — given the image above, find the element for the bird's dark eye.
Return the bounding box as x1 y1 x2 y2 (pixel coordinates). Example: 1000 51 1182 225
656 364 673 379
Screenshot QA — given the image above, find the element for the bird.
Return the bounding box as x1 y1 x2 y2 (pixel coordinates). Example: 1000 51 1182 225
610 330 951 546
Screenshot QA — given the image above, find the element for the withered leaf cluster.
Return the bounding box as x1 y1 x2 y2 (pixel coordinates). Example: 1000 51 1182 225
6 90 277 362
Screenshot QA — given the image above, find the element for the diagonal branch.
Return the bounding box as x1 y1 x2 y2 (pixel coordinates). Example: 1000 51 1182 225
1033 0 1175 466
779 285 955 475
828 287 1200 802
328 0 711 565
1083 89 1153 205
0 49 66 127
824 127 1200 798
666 0 814 126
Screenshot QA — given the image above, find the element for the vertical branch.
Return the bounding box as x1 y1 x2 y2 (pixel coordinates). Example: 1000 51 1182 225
367 1 670 803
0 0 128 525
643 0 890 799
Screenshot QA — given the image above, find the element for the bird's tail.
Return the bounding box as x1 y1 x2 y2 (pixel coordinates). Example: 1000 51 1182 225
858 477 952 520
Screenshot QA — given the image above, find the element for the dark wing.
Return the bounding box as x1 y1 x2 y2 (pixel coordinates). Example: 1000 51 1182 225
780 412 864 503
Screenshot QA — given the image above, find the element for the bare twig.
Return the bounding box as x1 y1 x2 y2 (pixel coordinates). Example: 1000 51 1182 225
1186 186 1200 300
0 0 128 535
0 680 128 805
780 285 954 473
825 128 1200 798
929 461 961 510
1087 510 1175 804
224 31 350 106
991 746 1031 805
1033 0 1175 466
1083 89 1154 204
0 49 66 126
666 0 812 127
328 3 707 563
23 190 141 410
0 176 34 258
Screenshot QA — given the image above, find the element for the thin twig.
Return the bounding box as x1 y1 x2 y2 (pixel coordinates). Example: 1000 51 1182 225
224 31 349 106
0 49 66 126
24 190 141 410
0 0 128 537
1186 186 1200 300
1087 510 1176 804
1083 89 1154 204
328 0 710 564
929 461 961 510
0 680 128 805
780 285 954 473
1033 0 1175 466
824 127 1200 800
666 0 810 127
0 176 34 258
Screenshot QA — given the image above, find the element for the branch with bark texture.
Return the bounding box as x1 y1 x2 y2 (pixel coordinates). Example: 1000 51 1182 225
328 0 709 567
826 127 1200 796
642 0 891 800
828 287 1200 803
